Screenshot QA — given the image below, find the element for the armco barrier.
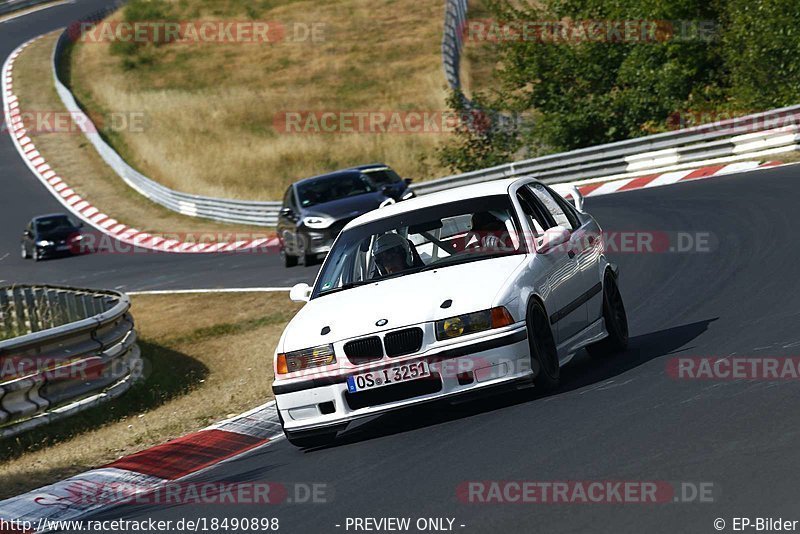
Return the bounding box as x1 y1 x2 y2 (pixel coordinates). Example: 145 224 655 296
0 285 140 439
442 0 467 93
0 0 52 16
46 2 800 226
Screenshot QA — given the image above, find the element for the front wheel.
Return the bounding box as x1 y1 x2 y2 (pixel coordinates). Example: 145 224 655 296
527 299 560 392
32 247 41 262
20 243 28 259
282 249 298 268
586 271 629 357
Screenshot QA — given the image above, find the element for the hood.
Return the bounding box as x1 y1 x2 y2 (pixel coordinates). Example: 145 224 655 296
38 228 80 241
306 192 388 220
282 254 526 352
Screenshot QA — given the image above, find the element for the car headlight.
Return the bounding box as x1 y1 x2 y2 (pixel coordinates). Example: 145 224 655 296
435 307 515 341
277 344 336 374
303 216 334 229
36 240 53 247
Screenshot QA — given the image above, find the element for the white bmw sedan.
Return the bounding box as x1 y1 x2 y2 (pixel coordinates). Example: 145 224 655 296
273 176 628 447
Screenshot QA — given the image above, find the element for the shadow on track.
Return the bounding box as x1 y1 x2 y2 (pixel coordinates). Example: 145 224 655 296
311 318 717 451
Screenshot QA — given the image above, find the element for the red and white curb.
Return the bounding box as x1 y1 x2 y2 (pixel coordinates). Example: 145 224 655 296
572 160 784 198
0 402 283 532
2 38 279 255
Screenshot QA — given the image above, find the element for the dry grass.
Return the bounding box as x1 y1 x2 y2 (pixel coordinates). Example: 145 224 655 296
460 0 502 99
12 34 268 235
0 292 302 499
69 0 454 201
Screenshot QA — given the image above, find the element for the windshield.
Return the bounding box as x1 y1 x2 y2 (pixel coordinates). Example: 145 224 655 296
363 168 402 186
312 195 524 298
296 173 377 208
35 216 75 233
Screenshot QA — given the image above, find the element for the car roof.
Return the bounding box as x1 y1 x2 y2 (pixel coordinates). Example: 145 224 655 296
31 213 71 222
344 177 521 230
293 163 392 188
294 169 363 187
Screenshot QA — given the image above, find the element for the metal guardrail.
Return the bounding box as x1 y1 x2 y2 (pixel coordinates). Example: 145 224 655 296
47 1 800 228
412 112 800 194
0 0 52 16
0 285 140 439
442 0 467 93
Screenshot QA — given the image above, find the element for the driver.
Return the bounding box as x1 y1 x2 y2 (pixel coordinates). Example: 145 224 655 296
372 233 415 276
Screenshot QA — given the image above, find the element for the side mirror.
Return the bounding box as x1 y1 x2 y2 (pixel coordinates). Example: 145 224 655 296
537 225 570 253
279 207 294 217
289 283 312 302
24 230 32 238
404 178 413 185
77 222 84 229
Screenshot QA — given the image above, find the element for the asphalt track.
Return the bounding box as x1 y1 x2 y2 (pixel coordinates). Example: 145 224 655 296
4 2 800 534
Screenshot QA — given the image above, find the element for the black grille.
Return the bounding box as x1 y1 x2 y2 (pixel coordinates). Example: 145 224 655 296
343 336 383 364
345 373 442 410
384 327 423 357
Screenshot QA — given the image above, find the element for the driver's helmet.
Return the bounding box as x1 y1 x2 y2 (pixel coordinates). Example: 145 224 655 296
372 233 413 274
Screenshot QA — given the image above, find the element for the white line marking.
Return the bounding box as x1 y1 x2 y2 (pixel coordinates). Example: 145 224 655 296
127 288 293 295
0 0 74 24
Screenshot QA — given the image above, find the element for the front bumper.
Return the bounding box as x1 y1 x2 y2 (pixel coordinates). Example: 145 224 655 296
273 325 531 433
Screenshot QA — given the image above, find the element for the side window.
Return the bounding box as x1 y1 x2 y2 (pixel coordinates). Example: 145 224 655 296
516 190 554 236
527 183 574 231
544 184 581 230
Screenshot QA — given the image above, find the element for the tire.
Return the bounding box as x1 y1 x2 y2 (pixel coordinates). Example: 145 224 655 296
586 271 629 357
527 299 560 392
20 243 28 259
282 249 298 268
32 247 41 262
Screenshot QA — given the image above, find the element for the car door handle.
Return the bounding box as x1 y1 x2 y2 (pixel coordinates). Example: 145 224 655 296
568 250 576 259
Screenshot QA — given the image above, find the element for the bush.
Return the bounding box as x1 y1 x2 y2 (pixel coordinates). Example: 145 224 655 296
441 0 800 170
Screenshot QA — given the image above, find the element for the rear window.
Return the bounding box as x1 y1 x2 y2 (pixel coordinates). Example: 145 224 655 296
36 216 74 232
364 169 402 186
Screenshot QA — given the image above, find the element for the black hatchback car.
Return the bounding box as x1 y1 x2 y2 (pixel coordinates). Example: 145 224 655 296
278 164 414 267
21 213 84 262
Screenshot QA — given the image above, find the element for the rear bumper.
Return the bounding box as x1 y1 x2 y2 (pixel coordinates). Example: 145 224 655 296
273 326 531 433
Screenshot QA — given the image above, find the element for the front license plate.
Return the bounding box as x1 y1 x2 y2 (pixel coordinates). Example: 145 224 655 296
347 361 430 393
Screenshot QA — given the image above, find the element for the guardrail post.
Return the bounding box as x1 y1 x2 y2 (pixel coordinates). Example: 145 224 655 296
22 287 40 333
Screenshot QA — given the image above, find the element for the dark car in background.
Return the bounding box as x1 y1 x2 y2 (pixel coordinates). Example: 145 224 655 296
21 214 84 262
278 164 415 267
